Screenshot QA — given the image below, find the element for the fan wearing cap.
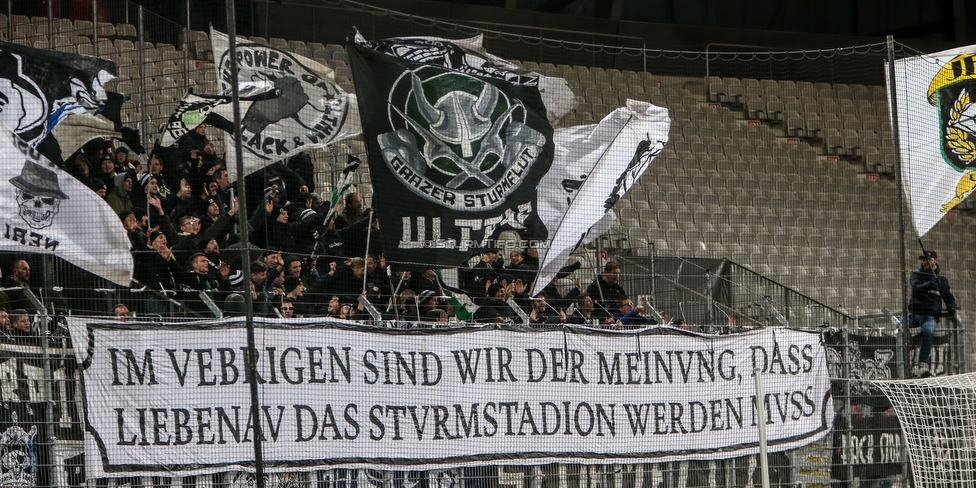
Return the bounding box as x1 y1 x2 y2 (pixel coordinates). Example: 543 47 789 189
473 283 517 323
242 261 274 316
286 191 330 254
67 153 96 188
139 170 176 216
113 146 143 175
94 153 119 193
119 209 150 252
413 289 452 322
282 276 311 316
147 231 180 284
179 123 215 166
909 251 959 378
199 197 239 248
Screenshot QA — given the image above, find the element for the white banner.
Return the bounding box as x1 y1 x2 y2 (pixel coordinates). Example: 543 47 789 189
0 131 133 285
891 44 976 236
68 318 833 478
210 30 361 180
533 99 670 295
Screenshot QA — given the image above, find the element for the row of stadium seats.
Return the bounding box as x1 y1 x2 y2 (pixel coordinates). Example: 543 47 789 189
5 15 134 39
707 76 887 103
8 14 976 315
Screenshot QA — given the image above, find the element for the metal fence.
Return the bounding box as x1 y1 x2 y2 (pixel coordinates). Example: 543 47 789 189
3 1 974 487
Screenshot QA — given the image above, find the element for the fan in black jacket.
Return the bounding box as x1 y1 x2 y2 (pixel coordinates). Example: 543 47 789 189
909 251 958 377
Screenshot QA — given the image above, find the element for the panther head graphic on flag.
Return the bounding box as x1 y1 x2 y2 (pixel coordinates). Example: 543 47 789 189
928 53 976 212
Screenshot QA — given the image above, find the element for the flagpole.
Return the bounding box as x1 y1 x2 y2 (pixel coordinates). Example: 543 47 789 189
92 1 99 56
137 7 149 153
46 0 53 48
363 212 374 294
227 4 265 486
886 36 910 381
309 160 358 260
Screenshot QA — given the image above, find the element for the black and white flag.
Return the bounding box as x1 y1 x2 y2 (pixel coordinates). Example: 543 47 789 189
0 40 143 164
361 33 576 120
349 32 559 269
532 100 669 295
211 29 361 179
158 81 276 147
0 131 133 285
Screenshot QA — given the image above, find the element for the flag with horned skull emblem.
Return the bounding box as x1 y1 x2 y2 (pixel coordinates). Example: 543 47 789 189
349 32 557 269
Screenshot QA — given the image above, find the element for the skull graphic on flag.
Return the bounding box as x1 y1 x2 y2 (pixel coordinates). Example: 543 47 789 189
379 66 546 211
9 160 68 230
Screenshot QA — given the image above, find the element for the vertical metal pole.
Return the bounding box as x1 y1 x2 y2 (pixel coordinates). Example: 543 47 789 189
705 45 710 78
5 0 11 42
39 310 58 488
227 3 264 487
753 369 770 488
137 7 149 153
594 237 605 303
649 242 655 306
183 0 191 89
840 328 854 484
363 221 373 293
885 35 912 381
705 269 714 326
46 0 53 48
91 0 98 56
34 258 56 488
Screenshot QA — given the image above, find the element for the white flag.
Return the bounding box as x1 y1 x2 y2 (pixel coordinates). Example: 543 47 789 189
210 29 361 179
158 81 275 148
532 100 669 296
891 44 976 236
0 131 133 285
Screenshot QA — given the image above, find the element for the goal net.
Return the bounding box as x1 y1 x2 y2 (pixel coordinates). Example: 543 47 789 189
873 372 976 487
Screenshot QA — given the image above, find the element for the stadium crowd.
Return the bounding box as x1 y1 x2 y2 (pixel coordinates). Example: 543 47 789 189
0 124 665 331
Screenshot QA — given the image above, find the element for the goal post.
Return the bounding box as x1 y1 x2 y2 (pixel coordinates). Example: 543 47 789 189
873 373 976 487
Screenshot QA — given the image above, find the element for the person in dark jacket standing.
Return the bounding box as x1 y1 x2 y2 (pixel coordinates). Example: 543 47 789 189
909 251 958 378
586 261 627 314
